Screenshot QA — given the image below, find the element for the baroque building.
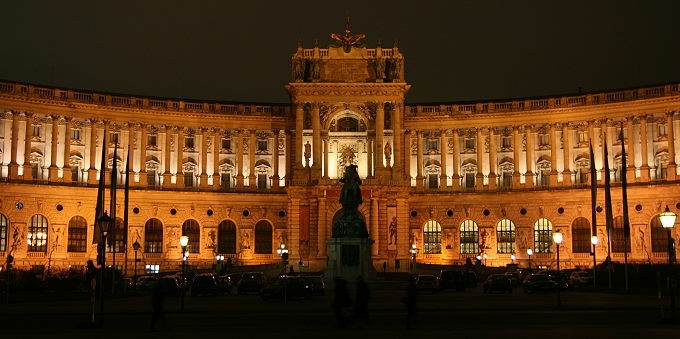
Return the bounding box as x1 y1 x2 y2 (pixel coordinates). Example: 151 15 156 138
0 26 679 276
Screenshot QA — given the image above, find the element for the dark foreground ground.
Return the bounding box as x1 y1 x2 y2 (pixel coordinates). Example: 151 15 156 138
1 279 679 339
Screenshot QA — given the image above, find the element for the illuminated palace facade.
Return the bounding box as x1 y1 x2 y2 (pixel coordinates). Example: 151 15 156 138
0 32 679 276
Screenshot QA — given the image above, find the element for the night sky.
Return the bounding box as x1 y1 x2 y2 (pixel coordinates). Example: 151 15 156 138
2 1 679 104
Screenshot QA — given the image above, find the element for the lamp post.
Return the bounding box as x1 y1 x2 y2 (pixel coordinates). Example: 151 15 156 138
553 230 563 308
276 243 288 273
215 254 224 274
659 205 677 322
132 240 141 286
510 254 516 265
97 211 113 327
179 235 189 312
591 235 599 288
409 244 418 273
527 248 533 270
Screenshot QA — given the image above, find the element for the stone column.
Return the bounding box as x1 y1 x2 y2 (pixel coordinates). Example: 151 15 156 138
62 117 73 183
213 130 221 189
87 121 99 185
311 104 322 179
440 130 448 188
549 123 559 186
236 129 244 188
248 129 256 188
199 128 209 189
176 128 185 188
366 131 374 178
162 126 173 188
625 118 636 182
294 103 304 174
318 196 327 257
488 128 497 190
376 102 385 173
476 128 484 190
138 124 148 186
22 114 33 181
667 112 677 180
512 126 521 187
370 198 379 256
48 116 60 181
392 103 404 180
525 125 534 188
452 129 461 190
562 123 572 186
9 112 21 179
639 116 650 181
272 130 281 190
416 130 423 189
322 134 329 179
404 130 412 184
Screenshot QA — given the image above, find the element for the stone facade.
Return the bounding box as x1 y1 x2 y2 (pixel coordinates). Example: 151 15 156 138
0 31 678 276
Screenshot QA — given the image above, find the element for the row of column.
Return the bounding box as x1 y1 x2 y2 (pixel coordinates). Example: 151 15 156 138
408 114 677 188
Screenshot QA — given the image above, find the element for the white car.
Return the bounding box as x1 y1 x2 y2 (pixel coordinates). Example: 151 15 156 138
569 271 593 286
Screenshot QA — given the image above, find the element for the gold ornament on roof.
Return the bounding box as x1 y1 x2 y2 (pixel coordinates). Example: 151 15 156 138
330 15 366 53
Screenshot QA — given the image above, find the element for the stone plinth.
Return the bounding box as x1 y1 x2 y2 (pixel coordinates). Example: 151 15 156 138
326 238 375 285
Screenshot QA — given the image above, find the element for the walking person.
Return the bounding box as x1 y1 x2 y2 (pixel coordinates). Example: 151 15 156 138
332 276 351 328
150 280 165 331
354 276 370 328
403 275 419 329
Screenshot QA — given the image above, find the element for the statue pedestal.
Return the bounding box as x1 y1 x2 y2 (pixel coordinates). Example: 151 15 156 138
326 238 375 285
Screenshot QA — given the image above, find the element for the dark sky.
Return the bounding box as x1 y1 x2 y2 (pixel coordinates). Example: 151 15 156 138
2 1 679 104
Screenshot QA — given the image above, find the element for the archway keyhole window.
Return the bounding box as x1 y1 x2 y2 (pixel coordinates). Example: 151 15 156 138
67 216 88 252
144 218 164 253
28 214 49 252
460 220 479 254
496 219 516 254
0 214 9 252
182 219 201 253
612 216 631 253
218 220 237 254
254 221 273 254
571 217 591 253
534 218 553 254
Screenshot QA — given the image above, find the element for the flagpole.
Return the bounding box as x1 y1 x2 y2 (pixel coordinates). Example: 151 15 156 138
589 139 597 288
123 148 130 285
95 129 107 327
603 135 613 289
110 143 118 295
620 122 630 292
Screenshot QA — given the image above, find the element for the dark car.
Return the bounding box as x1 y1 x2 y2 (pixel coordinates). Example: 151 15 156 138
439 270 466 291
483 274 513 294
157 276 181 297
523 273 558 293
191 273 219 297
215 275 234 295
416 274 440 293
300 275 326 295
237 272 266 295
260 276 312 301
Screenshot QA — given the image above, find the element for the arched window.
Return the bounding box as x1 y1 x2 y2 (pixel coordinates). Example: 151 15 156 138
571 217 591 253
67 216 88 252
496 219 516 254
423 220 441 254
218 220 237 254
28 214 49 252
460 220 478 254
254 221 273 254
651 216 667 253
533 218 553 254
612 216 631 253
0 213 8 252
182 219 200 253
144 218 163 253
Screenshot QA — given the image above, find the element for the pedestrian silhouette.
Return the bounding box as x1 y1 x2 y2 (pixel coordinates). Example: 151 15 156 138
403 275 419 329
150 280 165 331
332 276 352 328
354 276 370 328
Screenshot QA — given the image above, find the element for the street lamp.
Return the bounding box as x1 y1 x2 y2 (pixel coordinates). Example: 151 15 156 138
527 248 533 269
510 254 516 264
97 211 113 327
660 205 677 264
409 244 418 273
591 235 599 288
179 235 189 311
132 240 141 285
553 230 563 308
215 254 224 274
276 243 288 273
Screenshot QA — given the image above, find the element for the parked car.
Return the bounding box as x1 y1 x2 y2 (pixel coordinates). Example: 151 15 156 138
415 274 440 293
300 275 326 295
260 276 312 301
483 274 513 294
157 276 181 297
237 272 266 295
523 273 558 293
191 273 219 297
568 271 593 287
216 275 234 295
135 276 158 295
439 270 466 291
504 272 521 287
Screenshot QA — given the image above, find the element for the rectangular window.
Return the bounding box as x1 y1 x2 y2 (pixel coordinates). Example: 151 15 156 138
148 135 157 147
572 227 591 253
258 140 268 152
70 129 81 141
258 173 267 189
221 173 231 190
538 134 549 146
428 173 439 189
464 138 475 151
658 124 667 137
460 231 478 254
428 139 438 152
465 172 475 188
534 230 552 254
222 138 231 150
501 136 512 149
184 172 194 187
145 264 160 274
67 225 87 252
579 131 588 144
147 170 156 186
110 132 119 144
32 125 41 137
71 166 79 182
185 136 195 149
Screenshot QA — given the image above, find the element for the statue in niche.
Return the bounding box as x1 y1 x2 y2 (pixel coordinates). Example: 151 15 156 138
304 141 311 167
332 164 368 238
293 57 306 81
388 216 398 245
375 57 386 80
384 142 392 164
